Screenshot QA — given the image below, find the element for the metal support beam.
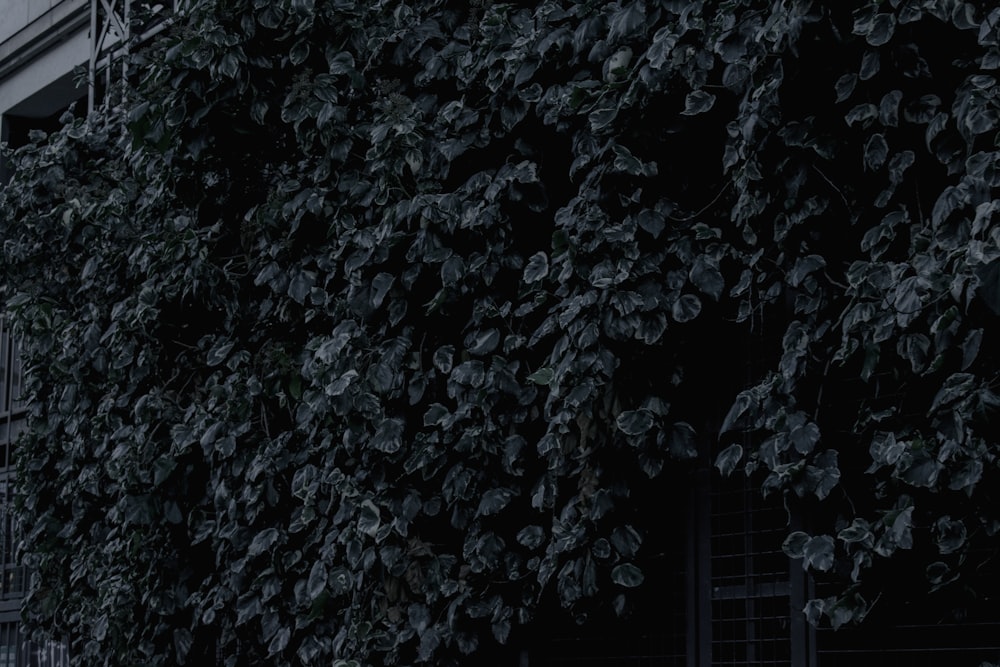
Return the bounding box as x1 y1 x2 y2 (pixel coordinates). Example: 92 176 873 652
88 0 195 116
88 0 130 115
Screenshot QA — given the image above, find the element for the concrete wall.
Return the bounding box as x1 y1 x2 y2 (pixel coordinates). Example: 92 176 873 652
0 0 82 51
0 0 89 117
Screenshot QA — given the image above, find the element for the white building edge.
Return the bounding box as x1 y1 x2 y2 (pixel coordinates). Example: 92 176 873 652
1 2 181 664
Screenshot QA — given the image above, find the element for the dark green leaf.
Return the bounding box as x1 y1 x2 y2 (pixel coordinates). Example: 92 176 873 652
307 560 327 599
451 360 485 387
371 272 394 309
671 294 702 322
267 628 290 657
668 422 698 460
589 106 618 131
516 525 544 549
929 373 975 414
610 563 644 587
611 525 642 558
879 89 903 126
845 103 877 126
478 488 514 516
681 90 716 116
358 500 381 537
423 403 449 427
248 528 279 557
373 418 404 453
441 256 465 285
864 13 895 46
804 535 835 571
837 519 872 544
788 255 826 288
720 392 753 433
891 507 914 550
934 517 967 555
859 50 880 80
616 409 654 436
835 73 857 103
948 459 983 491
467 328 500 356
864 133 888 170
608 2 645 42
612 144 644 175
782 531 811 558
523 252 549 283
715 444 744 477
433 345 454 374
527 367 555 385
636 209 665 238
288 270 316 304
173 629 193 664
790 422 820 455
690 256 724 300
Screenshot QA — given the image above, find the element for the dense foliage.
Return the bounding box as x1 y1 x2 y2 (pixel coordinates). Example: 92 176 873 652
2 0 1000 664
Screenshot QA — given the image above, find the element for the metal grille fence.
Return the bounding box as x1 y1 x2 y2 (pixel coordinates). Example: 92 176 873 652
708 471 801 666
0 318 25 474
0 318 26 606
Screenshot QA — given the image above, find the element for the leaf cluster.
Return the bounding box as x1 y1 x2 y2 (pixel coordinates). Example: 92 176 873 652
2 0 1000 663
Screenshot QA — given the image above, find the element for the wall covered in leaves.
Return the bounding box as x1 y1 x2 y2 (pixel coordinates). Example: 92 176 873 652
2 0 999 664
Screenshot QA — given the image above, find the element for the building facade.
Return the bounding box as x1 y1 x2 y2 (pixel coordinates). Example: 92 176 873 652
1 3 177 663
2 4 89 662
2 2 1000 667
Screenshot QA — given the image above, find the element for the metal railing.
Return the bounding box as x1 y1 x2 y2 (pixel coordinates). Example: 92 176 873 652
87 0 194 114
0 318 26 609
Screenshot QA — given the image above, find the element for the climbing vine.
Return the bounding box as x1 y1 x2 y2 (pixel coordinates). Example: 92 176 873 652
2 0 999 665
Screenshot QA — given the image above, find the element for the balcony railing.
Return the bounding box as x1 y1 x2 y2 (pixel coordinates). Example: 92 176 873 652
88 0 194 114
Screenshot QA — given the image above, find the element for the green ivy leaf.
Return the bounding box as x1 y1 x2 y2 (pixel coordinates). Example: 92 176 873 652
790 422 820 455
682 90 716 116
610 525 642 558
307 560 327 600
690 256 724 300
803 535 835 572
837 519 872 545
782 531 811 559
636 209 665 238
173 628 193 664
864 133 889 170
671 294 702 322
668 422 698 460
715 443 743 477
934 517 967 555
523 252 549 283
358 500 381 537
467 328 500 356
720 391 753 434
616 409 654 436
845 103 878 126
835 73 857 103
267 627 290 657
248 528 280 557
478 488 514 516
373 418 404 453
288 269 316 304
516 525 545 549
610 563 644 588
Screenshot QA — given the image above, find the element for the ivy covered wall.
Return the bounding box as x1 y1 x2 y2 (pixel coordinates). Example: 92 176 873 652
1 1 999 665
